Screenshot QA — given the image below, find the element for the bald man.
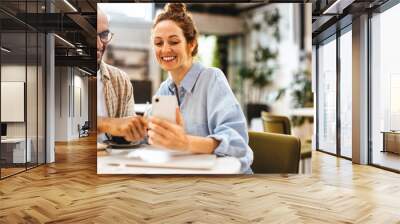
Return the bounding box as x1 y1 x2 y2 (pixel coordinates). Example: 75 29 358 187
97 8 147 142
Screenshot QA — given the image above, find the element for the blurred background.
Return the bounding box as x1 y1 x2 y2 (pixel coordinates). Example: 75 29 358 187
0 1 312 178
99 3 313 145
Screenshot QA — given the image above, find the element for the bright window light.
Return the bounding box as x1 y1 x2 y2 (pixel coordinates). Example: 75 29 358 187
198 35 217 68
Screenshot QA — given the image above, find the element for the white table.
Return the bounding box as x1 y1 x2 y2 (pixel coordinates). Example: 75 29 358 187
134 103 151 115
97 146 241 174
290 108 314 117
1 138 31 163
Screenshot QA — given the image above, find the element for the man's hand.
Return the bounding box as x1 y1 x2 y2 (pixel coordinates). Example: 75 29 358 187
98 116 148 141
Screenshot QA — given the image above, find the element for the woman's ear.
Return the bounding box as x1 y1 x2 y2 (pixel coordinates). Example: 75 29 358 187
188 40 197 55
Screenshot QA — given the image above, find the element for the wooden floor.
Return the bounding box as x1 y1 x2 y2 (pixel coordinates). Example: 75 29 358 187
0 136 400 223
373 150 400 171
1 167 26 177
1 163 45 178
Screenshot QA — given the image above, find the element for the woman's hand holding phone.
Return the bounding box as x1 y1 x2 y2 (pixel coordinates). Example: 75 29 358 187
148 108 189 151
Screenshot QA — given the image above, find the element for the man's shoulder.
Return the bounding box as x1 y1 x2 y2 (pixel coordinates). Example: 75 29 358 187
102 62 129 81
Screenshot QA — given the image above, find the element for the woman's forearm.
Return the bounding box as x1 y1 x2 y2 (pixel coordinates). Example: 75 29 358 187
187 135 219 154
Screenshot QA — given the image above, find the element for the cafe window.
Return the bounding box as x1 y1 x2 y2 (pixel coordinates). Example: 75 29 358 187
317 35 337 155
339 27 352 158
316 23 353 159
370 2 400 171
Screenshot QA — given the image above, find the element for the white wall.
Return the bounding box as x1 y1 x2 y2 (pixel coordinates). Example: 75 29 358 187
55 66 68 141
71 74 89 138
1 65 30 138
54 67 89 141
1 64 46 163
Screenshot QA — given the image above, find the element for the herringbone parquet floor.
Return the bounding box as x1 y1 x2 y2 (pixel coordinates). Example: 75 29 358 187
1 135 400 223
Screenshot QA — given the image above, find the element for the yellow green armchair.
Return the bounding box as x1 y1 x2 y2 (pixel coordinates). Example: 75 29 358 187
248 131 301 173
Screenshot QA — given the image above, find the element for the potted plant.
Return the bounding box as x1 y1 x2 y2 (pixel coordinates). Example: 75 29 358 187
239 8 281 122
290 69 313 127
238 47 277 121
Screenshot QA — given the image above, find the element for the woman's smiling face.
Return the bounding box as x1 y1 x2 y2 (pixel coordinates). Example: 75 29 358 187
152 20 195 72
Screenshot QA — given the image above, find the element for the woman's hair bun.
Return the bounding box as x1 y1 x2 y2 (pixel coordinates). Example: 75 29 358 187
165 3 187 14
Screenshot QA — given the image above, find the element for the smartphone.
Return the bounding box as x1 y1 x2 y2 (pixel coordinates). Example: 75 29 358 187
151 95 178 124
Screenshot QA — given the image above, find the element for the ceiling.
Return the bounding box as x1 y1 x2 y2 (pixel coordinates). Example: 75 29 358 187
0 0 97 73
312 0 389 43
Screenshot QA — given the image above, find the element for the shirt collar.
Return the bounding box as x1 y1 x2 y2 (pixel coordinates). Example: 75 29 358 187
99 60 110 80
167 62 203 93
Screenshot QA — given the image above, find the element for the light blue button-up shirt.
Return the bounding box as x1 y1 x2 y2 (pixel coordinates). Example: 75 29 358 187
155 62 253 173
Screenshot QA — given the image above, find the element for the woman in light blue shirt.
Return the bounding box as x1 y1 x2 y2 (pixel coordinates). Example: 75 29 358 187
148 3 253 173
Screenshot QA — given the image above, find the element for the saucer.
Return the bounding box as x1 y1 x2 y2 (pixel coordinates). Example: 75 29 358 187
103 140 141 149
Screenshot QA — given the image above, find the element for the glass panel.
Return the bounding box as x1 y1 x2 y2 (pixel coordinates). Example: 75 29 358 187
317 36 337 154
38 32 45 165
1 32 27 177
371 4 400 171
27 31 38 169
0 1 46 178
26 0 39 169
339 29 352 158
